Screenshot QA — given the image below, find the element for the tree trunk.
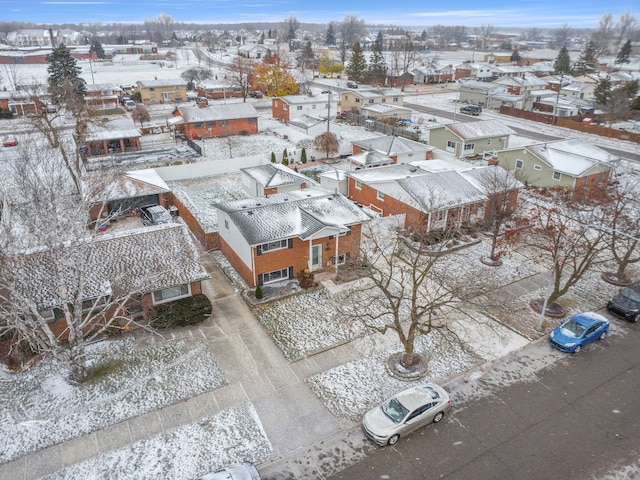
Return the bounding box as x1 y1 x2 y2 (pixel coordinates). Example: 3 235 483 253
66 343 90 384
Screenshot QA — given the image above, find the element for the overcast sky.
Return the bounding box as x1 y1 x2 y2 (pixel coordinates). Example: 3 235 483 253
5 0 638 28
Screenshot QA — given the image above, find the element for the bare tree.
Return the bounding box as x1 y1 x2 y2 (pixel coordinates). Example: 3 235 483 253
313 131 339 159
389 33 418 92
338 14 366 63
476 24 494 50
521 188 609 316
614 13 638 52
599 176 640 284
131 104 151 129
338 220 488 371
2 63 22 90
553 24 573 49
180 66 213 90
476 166 522 265
226 56 255 101
592 13 615 55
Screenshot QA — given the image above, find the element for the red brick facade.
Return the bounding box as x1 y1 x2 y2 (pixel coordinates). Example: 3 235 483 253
174 110 258 139
221 224 363 288
271 98 290 123
167 192 219 250
348 178 422 227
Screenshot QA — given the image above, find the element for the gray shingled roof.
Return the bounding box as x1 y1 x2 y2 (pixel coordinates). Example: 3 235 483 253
6 224 208 309
216 188 371 245
352 135 430 156
241 164 308 188
138 79 187 88
176 103 258 124
396 170 486 211
446 120 515 140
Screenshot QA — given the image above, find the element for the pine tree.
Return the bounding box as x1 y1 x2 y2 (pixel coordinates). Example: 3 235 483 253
368 40 387 83
420 30 427 41
346 42 367 83
325 24 336 45
301 147 307 164
376 31 384 46
510 50 521 63
553 45 572 75
282 148 289 165
89 39 105 59
47 44 87 110
575 41 598 75
271 152 276 163
615 40 632 66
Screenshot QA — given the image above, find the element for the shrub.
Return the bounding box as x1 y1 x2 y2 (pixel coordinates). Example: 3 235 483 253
149 294 212 330
301 148 307 164
255 285 264 299
297 269 315 289
270 152 276 163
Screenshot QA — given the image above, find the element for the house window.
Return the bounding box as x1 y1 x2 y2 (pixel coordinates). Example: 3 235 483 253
464 143 475 151
195 122 203 128
369 99 374 103
382 98 386 103
487 139 491 145
552 171 562 181
312 104 316 109
598 172 605 182
283 104 287 110
207 121 216 128
220 120 228 126
377 191 385 201
355 98 360 103
81 296 108 312
149 87 155 92
515 159 524 169
248 117 257 123
393 97 399 102
534 165 542 171
224 219 229 230
432 210 446 221
259 239 289 253
355 180 362 189
152 284 191 305
447 140 456 149
297 105 303 110
40 307 63 324
261 268 290 284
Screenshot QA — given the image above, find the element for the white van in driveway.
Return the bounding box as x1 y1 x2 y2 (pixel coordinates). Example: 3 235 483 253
124 100 136 111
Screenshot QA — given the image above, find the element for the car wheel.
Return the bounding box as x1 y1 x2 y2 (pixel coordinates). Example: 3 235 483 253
387 434 400 446
574 345 581 353
433 412 444 423
599 331 607 340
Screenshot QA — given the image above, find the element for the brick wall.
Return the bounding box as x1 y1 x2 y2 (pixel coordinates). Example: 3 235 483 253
167 192 219 250
219 236 255 286
271 98 290 123
182 117 258 139
348 178 422 227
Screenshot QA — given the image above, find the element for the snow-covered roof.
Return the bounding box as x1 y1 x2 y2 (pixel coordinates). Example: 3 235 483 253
396 170 487 211
241 164 308 189
85 118 141 142
349 151 393 167
459 80 506 93
81 169 170 202
289 115 326 129
494 75 547 88
446 120 516 140
361 103 412 115
525 139 619 176
352 135 431 156
277 94 329 105
137 79 187 88
346 88 404 99
176 103 258 123
216 188 371 245
6 224 208 310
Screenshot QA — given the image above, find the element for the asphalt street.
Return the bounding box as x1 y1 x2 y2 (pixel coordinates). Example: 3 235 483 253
329 313 640 480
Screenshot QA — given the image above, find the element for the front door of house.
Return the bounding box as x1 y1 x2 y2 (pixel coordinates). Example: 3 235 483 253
311 244 322 270
163 92 171 102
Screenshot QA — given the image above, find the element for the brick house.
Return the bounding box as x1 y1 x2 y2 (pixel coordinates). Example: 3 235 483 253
428 120 515 159
84 83 120 110
411 63 456 84
272 94 335 124
137 79 188 105
495 139 618 190
339 87 404 115
347 160 521 232
2 223 209 340
171 103 258 139
197 80 243 100
216 188 371 287
240 164 309 197
0 89 42 116
351 135 434 165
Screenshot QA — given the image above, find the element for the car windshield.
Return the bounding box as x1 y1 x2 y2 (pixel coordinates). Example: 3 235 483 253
561 319 586 337
621 287 640 303
381 397 409 424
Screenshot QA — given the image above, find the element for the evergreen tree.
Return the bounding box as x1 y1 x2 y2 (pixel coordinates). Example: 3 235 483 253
271 152 276 163
420 30 427 41
301 147 307 164
553 45 572 75
368 40 387 83
325 24 336 45
346 42 367 82
47 44 87 110
574 41 598 75
89 39 105 59
510 50 521 63
615 40 632 66
376 30 384 46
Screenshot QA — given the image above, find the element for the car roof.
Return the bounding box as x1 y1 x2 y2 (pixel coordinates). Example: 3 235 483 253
571 311 608 327
142 205 167 213
394 384 446 410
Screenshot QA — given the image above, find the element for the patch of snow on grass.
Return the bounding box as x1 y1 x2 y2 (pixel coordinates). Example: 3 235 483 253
307 332 481 422
45 402 272 480
0 337 226 464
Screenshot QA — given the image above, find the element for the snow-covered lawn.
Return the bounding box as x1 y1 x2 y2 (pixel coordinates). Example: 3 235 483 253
44 402 272 480
0 337 226 464
306 331 481 422
254 287 364 361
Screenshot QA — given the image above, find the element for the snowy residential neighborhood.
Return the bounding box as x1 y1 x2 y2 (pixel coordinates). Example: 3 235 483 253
1 16 640 480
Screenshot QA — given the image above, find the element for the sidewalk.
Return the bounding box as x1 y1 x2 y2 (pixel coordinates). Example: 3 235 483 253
0 260 549 480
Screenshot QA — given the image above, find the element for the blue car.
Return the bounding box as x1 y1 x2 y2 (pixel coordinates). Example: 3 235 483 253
549 312 609 353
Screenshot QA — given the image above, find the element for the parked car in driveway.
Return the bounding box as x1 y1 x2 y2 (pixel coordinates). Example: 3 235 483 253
140 205 172 226
607 282 640 322
549 312 609 353
346 81 358 89
460 105 482 115
200 462 260 480
362 383 451 446
3 136 18 147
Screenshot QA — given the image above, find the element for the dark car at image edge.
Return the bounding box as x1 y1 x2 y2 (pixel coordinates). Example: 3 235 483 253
607 282 640 322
